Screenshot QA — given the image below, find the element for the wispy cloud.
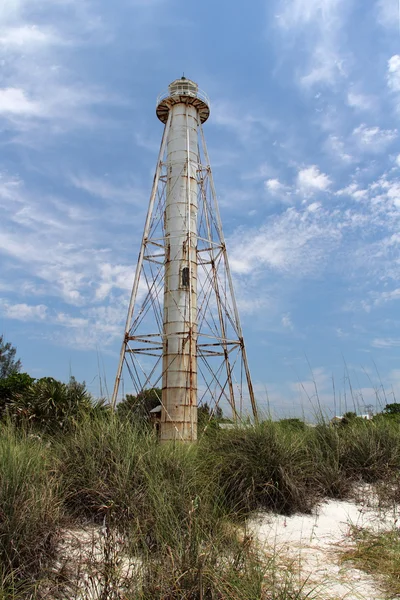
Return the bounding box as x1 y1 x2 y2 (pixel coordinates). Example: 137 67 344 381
212 99 274 143
376 0 400 30
352 124 397 152
388 55 400 110
325 135 353 163
372 337 400 349
228 205 340 276
347 91 375 112
0 0 118 145
0 301 48 321
70 174 144 204
0 24 61 47
282 312 294 330
276 0 351 88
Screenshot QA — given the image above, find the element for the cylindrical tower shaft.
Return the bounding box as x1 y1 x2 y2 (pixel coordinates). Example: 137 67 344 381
156 78 209 442
161 101 198 441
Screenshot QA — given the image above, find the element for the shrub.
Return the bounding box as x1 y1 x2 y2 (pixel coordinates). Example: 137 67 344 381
7 376 100 433
0 373 35 418
117 387 161 424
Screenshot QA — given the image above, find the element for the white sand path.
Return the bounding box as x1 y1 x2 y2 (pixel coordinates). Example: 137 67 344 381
249 494 399 600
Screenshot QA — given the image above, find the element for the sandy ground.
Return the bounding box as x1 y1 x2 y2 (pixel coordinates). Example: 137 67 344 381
248 490 399 600
49 525 139 599
49 488 398 599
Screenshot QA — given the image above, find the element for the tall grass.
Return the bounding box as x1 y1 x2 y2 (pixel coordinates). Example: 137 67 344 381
338 418 400 482
0 423 60 581
1 413 400 598
56 416 311 598
198 422 319 516
198 418 400 516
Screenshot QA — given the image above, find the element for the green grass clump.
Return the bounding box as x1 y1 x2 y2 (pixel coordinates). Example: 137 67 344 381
198 421 321 516
57 415 152 523
338 418 400 482
0 423 60 581
342 528 400 597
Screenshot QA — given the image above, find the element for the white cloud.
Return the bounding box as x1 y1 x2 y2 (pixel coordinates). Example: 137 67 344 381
347 91 374 111
277 0 349 88
377 0 400 29
265 178 284 192
212 99 274 142
0 301 47 321
335 328 347 338
56 312 88 328
0 25 58 47
236 294 270 315
228 205 340 276
326 135 353 162
0 88 41 116
373 288 400 306
282 313 294 330
0 173 141 310
297 165 331 193
300 47 345 88
96 264 133 301
0 1 119 144
0 173 22 203
277 0 345 29
336 183 359 196
372 338 400 348
70 175 143 204
336 183 368 200
352 124 397 151
388 55 400 106
264 178 291 199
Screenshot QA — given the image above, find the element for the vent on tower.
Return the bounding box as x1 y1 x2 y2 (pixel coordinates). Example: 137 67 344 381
181 266 190 288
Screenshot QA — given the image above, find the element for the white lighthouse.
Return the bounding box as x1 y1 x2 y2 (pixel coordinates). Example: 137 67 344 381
112 78 258 442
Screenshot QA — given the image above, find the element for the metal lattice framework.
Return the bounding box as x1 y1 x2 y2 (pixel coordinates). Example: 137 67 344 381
112 114 258 426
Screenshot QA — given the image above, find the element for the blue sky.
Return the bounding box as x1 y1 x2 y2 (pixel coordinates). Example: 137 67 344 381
1 0 400 418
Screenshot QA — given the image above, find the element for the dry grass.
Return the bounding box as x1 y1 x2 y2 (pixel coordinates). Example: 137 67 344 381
342 528 400 597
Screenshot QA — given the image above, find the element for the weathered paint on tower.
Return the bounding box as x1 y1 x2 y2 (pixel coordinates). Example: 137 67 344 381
156 78 210 442
111 77 258 437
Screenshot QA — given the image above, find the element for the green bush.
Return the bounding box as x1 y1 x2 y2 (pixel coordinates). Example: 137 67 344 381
117 387 161 424
0 373 35 418
6 376 104 433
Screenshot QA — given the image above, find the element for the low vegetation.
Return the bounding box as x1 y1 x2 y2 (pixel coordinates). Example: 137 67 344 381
0 406 398 598
342 528 400 597
0 337 399 598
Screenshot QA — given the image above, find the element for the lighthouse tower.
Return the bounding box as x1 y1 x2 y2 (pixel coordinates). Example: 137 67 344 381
112 77 258 442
